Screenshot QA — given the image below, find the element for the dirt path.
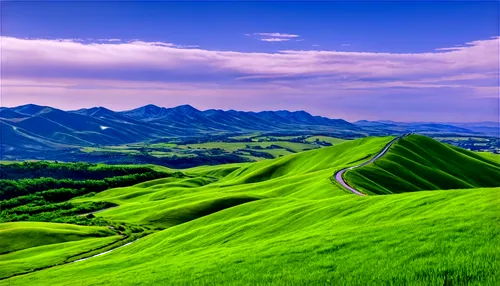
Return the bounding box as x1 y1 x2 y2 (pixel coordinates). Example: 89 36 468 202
334 134 409 196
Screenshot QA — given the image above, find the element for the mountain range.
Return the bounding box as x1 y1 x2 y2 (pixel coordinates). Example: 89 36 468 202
0 104 357 153
0 104 497 156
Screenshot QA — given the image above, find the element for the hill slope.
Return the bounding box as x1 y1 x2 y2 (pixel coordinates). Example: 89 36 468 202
3 135 500 284
69 136 393 229
0 222 121 279
5 188 500 285
0 222 115 254
344 134 500 195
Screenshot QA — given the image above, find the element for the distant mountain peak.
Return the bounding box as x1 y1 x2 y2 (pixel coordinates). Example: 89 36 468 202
141 104 162 111
13 104 53 116
89 107 116 117
172 104 200 113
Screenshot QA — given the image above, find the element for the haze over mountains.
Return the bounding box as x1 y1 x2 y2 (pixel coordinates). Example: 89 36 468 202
0 104 497 156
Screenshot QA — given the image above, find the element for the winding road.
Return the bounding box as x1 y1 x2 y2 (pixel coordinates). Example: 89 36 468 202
334 134 409 196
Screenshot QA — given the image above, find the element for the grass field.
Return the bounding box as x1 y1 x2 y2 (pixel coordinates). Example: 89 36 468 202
66 137 390 229
344 135 500 195
478 151 500 163
305 135 348 145
4 188 499 285
0 222 121 279
79 139 322 162
182 141 317 152
2 135 500 285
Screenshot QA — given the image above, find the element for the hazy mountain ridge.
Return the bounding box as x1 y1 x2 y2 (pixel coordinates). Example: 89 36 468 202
1 104 359 154
355 119 497 136
0 104 495 156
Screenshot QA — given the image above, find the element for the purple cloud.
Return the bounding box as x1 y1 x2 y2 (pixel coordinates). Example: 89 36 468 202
253 32 300 38
1 36 499 122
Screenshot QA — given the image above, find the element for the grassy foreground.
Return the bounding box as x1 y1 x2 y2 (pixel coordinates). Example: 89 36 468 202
0 222 121 279
2 135 500 285
4 188 500 285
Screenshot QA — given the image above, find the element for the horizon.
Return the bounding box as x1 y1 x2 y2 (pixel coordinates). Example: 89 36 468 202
2 1 499 122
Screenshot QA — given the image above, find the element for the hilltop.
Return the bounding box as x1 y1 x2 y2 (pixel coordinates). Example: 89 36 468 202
344 134 500 195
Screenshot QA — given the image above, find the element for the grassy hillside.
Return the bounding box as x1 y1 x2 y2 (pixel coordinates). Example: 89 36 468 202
0 222 121 279
2 135 500 284
344 134 500 195
0 222 115 254
68 136 392 229
305 135 347 145
5 188 500 285
478 151 500 163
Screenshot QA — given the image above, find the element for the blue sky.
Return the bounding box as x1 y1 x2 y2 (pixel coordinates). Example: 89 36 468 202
2 1 499 122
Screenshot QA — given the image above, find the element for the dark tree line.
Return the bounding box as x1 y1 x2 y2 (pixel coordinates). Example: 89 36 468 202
0 171 182 201
0 161 157 180
0 161 183 226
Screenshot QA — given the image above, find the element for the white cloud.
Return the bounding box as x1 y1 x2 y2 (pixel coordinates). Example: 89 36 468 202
340 44 351 47
246 32 302 42
253 33 300 38
260 38 291 42
97 39 122 42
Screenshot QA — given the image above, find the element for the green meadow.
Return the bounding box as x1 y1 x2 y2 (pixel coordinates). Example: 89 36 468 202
78 135 349 163
1 135 499 285
0 222 121 279
344 135 500 195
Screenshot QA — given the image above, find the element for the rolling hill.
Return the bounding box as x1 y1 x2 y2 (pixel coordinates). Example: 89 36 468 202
343 135 500 195
0 222 121 279
1 135 500 284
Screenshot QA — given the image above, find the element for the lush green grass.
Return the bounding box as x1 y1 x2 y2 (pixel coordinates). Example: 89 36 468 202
0 236 121 280
80 139 320 161
66 137 391 229
305 135 348 145
478 151 500 163
182 141 317 153
252 135 300 141
5 188 499 285
80 147 141 154
0 222 115 254
344 135 500 195
0 222 121 279
3 135 500 285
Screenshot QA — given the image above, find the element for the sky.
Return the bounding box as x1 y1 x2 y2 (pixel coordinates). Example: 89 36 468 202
1 1 499 122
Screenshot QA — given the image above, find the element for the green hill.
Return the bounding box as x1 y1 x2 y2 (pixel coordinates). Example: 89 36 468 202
344 134 500 195
0 222 121 279
4 188 500 285
69 136 392 228
0 222 115 254
2 135 500 285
